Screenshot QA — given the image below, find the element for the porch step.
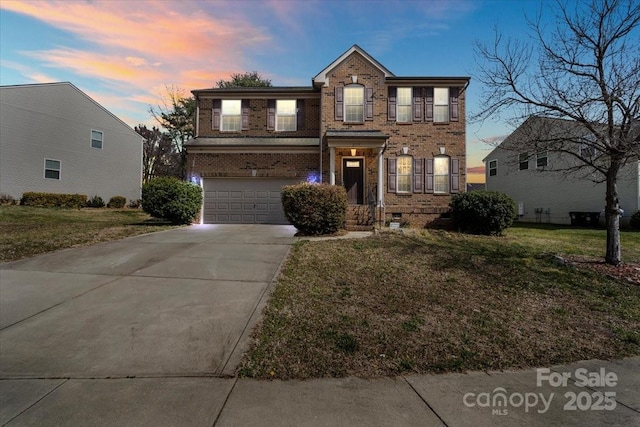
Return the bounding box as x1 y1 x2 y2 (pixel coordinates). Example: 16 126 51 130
345 205 374 231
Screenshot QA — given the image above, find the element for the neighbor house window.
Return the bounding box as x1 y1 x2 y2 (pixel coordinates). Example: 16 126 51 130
276 100 296 131
344 85 364 123
433 87 449 123
397 87 412 123
44 159 61 180
536 151 548 168
397 156 413 193
91 130 103 149
519 152 529 170
434 156 450 193
488 159 497 176
221 99 241 131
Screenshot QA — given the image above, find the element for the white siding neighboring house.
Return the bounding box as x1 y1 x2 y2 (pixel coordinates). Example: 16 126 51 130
0 82 143 202
485 117 639 226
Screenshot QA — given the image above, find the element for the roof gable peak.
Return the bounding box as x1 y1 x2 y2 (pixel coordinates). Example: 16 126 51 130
312 44 394 87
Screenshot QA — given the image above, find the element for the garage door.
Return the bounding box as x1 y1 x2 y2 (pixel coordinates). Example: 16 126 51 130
202 178 301 224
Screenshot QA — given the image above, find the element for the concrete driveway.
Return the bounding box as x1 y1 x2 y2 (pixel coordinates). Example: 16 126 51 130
0 224 295 425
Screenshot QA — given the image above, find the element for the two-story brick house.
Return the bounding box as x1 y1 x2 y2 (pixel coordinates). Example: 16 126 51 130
186 45 469 227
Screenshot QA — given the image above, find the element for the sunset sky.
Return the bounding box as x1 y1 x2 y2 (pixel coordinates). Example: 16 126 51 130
1 0 550 183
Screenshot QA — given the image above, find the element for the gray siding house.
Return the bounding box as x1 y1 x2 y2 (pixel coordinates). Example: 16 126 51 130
484 117 639 226
0 82 142 202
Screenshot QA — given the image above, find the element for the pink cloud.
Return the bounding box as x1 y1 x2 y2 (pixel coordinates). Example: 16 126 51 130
467 166 486 174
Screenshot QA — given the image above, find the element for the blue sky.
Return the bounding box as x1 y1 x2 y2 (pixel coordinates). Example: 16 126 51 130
0 0 548 183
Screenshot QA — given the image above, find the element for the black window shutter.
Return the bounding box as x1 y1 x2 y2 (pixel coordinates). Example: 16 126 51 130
267 100 275 130
450 158 460 193
413 87 423 122
388 87 397 120
335 87 343 120
212 99 221 129
425 87 434 122
450 87 459 122
387 158 397 193
413 157 424 193
365 87 374 120
425 158 434 193
241 100 250 130
297 99 305 130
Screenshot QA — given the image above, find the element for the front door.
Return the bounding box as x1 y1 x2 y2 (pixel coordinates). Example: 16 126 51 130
343 158 364 204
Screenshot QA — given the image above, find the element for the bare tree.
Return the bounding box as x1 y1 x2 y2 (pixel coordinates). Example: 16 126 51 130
135 125 179 183
474 0 640 265
149 86 195 180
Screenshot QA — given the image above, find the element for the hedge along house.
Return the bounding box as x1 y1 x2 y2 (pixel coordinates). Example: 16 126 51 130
186 45 469 227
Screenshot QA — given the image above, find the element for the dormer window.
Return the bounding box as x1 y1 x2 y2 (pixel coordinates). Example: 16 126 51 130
344 85 364 123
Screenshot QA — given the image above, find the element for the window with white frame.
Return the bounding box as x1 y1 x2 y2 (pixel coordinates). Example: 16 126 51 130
397 87 412 123
519 152 529 170
91 130 103 149
396 156 412 193
488 159 497 176
433 87 449 123
434 156 450 193
344 85 364 123
276 100 296 131
221 99 241 131
536 151 548 168
44 159 61 180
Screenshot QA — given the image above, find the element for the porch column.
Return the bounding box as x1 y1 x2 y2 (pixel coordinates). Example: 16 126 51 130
329 146 336 185
377 146 384 207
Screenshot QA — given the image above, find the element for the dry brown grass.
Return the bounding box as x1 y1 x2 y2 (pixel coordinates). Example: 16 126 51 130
239 230 640 379
0 206 178 262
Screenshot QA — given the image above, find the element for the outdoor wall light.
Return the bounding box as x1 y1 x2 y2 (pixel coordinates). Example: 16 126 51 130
351 148 357 156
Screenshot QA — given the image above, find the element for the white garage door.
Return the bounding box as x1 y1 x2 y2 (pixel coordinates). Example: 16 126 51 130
203 178 301 224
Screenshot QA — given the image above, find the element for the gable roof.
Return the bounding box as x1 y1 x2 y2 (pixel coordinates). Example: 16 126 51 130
312 44 395 87
0 82 139 136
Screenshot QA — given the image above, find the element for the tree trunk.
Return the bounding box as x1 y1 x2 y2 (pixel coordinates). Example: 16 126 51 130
604 162 622 265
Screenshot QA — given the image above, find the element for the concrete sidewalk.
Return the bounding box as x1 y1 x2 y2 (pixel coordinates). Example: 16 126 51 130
1 226 638 426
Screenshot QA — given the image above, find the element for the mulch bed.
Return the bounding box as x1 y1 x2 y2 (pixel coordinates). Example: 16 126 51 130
563 255 640 286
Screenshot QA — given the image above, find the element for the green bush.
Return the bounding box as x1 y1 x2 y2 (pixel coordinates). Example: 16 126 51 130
0 194 16 205
630 211 640 230
450 191 517 236
107 196 127 208
86 195 105 208
128 199 142 209
281 183 347 235
142 177 202 225
20 192 87 208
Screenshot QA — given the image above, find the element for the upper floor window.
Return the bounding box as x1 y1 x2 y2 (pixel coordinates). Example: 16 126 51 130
44 159 61 180
488 159 497 176
397 88 412 123
433 88 449 123
91 130 103 149
344 85 364 123
536 151 548 168
221 100 241 131
276 100 296 131
519 152 529 170
434 156 450 193
397 155 413 193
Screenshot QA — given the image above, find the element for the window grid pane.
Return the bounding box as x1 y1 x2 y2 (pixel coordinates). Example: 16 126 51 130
434 105 449 123
344 86 364 122
276 116 296 131
489 160 497 176
519 153 529 170
222 116 241 131
397 156 413 193
276 100 296 131
221 100 241 131
537 152 548 167
434 157 449 193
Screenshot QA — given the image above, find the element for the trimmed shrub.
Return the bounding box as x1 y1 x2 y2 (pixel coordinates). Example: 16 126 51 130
630 211 640 230
107 195 127 208
450 191 517 236
20 192 87 209
142 177 202 225
128 199 142 209
281 183 347 235
0 194 16 205
86 195 105 208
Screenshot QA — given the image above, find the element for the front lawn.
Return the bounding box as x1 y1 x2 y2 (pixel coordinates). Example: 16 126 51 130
239 227 640 379
0 205 178 262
